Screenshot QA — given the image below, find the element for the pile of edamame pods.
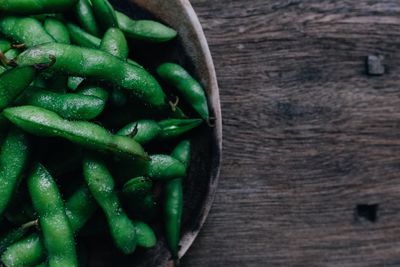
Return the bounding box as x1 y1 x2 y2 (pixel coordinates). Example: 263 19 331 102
0 0 210 266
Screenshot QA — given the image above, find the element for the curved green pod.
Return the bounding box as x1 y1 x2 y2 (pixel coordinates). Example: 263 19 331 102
75 0 101 37
83 156 137 254
116 11 177 43
17 43 167 109
67 23 101 49
91 0 118 31
157 63 209 121
17 86 105 120
28 164 78 267
3 106 148 160
0 17 54 47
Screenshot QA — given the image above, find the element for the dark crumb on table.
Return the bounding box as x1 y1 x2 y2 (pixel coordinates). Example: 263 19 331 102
366 55 385 76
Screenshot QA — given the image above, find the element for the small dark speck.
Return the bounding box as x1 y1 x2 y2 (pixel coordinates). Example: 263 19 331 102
366 55 385 76
355 204 378 223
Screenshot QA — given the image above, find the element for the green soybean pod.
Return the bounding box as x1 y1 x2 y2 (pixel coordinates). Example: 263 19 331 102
0 0 79 15
17 43 167 109
75 0 101 37
116 11 177 43
91 0 118 31
66 23 101 49
1 185 96 267
16 86 106 120
0 128 30 217
100 27 129 60
3 106 148 160
165 140 191 258
0 39 11 53
0 220 37 254
117 120 161 145
157 63 209 121
158 118 203 140
0 66 36 110
44 18 71 44
0 17 54 47
28 164 78 267
2 48 20 65
83 156 137 254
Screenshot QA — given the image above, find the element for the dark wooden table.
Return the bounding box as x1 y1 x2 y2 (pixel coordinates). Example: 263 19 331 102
181 1 400 266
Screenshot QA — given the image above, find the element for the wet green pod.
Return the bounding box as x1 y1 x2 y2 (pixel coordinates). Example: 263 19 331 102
117 120 161 145
3 106 148 160
77 84 109 102
157 63 209 121
67 23 101 49
0 66 6 75
75 0 101 37
117 119 202 144
28 164 78 267
17 86 106 120
83 156 137 254
2 48 20 65
0 39 11 53
0 17 54 47
17 43 167 109
164 140 191 258
0 128 30 217
1 185 96 267
100 27 129 60
158 118 203 140
116 11 177 43
44 18 71 44
0 220 37 254
91 0 118 31
122 177 153 199
0 0 79 15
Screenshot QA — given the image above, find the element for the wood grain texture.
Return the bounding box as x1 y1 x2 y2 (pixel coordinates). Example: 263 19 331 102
181 1 400 266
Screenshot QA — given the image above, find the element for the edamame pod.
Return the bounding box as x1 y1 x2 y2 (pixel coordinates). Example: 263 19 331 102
91 0 118 31
67 76 85 91
83 156 137 254
157 63 210 121
134 221 157 248
0 17 54 47
117 118 202 144
44 18 71 44
116 11 177 43
0 128 30 217
75 0 101 37
17 43 167 108
0 0 79 15
1 185 97 267
28 164 78 267
0 67 36 110
0 66 6 75
164 140 191 258
67 23 101 49
17 86 106 120
3 106 148 159
100 28 129 60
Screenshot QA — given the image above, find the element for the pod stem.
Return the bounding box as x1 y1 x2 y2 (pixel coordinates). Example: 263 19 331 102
11 43 26 49
21 219 39 230
169 96 180 112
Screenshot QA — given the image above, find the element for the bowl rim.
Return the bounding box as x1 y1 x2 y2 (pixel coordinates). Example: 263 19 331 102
133 0 222 260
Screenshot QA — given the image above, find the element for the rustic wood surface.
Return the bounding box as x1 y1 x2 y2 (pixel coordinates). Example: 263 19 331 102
181 1 400 266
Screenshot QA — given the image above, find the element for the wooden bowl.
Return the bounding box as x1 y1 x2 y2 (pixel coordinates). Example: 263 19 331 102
87 1 222 266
